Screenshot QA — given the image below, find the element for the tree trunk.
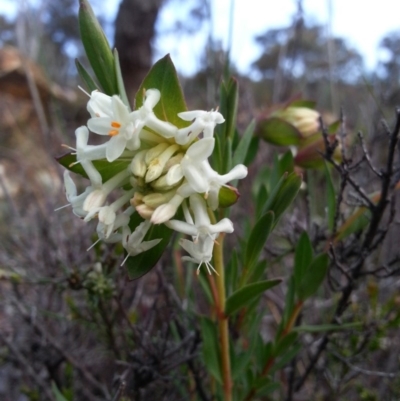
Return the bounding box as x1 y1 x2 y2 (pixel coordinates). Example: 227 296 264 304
114 0 164 103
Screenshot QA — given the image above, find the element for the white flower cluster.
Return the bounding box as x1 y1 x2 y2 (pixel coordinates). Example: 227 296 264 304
63 89 247 274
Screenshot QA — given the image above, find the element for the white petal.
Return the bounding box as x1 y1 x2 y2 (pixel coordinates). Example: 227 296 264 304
182 163 209 193
165 219 198 236
178 110 204 121
210 218 234 234
75 126 89 148
106 135 127 162
88 117 114 136
63 171 77 199
144 89 161 109
112 95 130 122
186 138 215 161
87 91 112 117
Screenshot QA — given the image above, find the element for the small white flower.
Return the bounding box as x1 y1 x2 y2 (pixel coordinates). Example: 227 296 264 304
131 89 177 139
87 93 137 162
121 220 162 265
199 162 248 210
96 190 135 238
66 126 106 188
165 194 233 240
180 138 215 193
176 109 225 145
83 168 130 220
62 171 92 217
180 235 217 275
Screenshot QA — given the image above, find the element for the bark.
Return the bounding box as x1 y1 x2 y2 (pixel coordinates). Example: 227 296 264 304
114 0 164 103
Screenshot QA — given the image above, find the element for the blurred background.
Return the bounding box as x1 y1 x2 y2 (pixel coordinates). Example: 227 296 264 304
1 0 400 400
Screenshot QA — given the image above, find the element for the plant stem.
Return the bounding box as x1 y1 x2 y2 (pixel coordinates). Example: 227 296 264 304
213 231 232 401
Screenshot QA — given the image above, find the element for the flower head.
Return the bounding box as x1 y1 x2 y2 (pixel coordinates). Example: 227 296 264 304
61 87 246 272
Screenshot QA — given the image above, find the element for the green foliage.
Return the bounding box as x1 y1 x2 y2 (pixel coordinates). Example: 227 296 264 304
244 211 274 274
78 0 118 95
225 279 281 316
135 54 188 126
296 253 329 301
200 317 222 383
75 59 100 92
51 383 69 401
125 213 174 280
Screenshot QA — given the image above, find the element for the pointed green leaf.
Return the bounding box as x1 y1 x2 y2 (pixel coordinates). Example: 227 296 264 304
220 77 239 141
281 276 296 332
56 152 130 182
324 161 336 232
51 382 69 401
225 279 281 316
293 322 362 333
125 213 173 280
78 0 118 95
135 54 188 127
274 332 298 356
233 119 256 167
75 58 100 92
270 343 302 373
114 48 131 110
200 317 222 383
244 211 275 269
263 172 302 223
257 117 302 146
297 253 329 301
223 137 233 174
279 150 295 175
294 232 313 288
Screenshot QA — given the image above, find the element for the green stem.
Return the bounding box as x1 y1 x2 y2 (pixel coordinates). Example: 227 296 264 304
211 211 232 401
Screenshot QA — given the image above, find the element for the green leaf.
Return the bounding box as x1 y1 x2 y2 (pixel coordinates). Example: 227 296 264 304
75 58 99 92
297 253 329 301
293 322 362 333
225 279 281 316
334 207 371 243
270 343 302 373
244 211 275 270
294 232 313 288
135 54 188 127
56 152 130 182
257 117 302 146
279 150 295 175
114 48 131 110
233 119 256 167
281 276 295 332
274 332 298 356
223 137 233 174
200 317 222 383
125 213 173 280
78 0 118 95
247 260 268 284
51 382 69 401
263 172 302 223
324 162 336 232
255 184 268 219
220 77 239 141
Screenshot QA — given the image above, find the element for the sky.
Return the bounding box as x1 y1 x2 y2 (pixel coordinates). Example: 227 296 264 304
2 0 400 76
154 0 400 76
